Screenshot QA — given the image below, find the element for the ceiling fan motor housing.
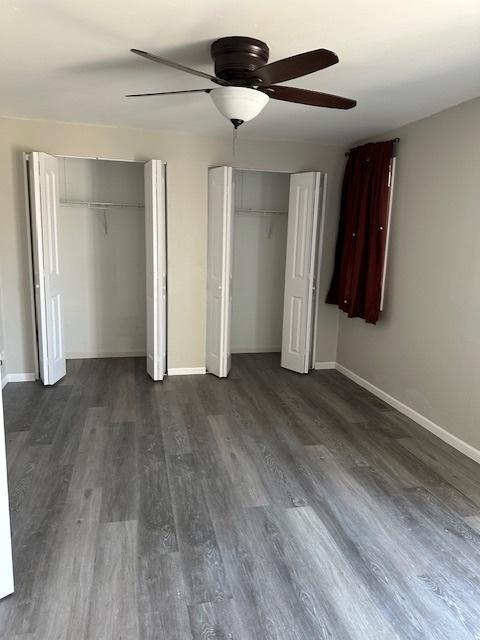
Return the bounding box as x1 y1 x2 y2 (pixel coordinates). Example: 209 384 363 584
128 40 357 113
211 37 270 85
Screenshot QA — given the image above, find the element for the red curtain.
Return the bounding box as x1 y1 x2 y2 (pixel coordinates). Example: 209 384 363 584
326 140 394 324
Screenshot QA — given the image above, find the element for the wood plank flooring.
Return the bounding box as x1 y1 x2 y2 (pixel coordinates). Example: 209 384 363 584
1 353 480 639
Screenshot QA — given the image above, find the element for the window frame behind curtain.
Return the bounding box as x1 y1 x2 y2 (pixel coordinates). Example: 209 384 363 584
380 153 397 311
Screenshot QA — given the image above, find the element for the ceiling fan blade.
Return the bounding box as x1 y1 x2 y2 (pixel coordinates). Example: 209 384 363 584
261 85 356 109
131 49 228 85
126 88 211 97
249 49 339 86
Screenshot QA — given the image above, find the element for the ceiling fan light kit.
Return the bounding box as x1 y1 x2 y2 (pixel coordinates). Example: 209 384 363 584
209 86 269 128
128 36 356 129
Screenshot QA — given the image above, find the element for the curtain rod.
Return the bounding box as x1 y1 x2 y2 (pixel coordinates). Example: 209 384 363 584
345 137 400 157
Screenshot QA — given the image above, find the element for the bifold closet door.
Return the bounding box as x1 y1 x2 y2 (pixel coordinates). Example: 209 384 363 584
0 376 14 599
29 152 66 385
281 172 322 374
206 166 234 378
145 160 167 381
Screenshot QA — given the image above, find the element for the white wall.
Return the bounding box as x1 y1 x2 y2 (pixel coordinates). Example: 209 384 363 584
0 116 345 375
58 158 146 358
336 97 480 451
231 170 290 353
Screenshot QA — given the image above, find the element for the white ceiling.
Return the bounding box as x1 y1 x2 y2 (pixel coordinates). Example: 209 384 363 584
1 0 479 144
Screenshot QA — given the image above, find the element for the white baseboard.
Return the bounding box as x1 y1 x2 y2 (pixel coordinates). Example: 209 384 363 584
2 372 36 387
67 351 146 359
167 367 206 376
314 361 336 370
231 347 281 354
335 362 480 466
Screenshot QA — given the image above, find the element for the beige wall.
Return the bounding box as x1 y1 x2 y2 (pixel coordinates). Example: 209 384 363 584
0 276 6 383
336 98 480 450
0 116 345 374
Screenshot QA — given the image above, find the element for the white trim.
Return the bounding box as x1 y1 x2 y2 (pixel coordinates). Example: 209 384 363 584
314 361 336 370
168 367 206 376
311 173 328 369
304 172 322 373
3 373 36 386
335 363 480 465
67 352 146 359
380 156 397 311
226 166 294 174
56 155 146 163
228 166 327 175
231 347 280 354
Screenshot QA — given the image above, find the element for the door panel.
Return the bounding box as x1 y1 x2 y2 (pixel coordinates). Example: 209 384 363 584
281 172 321 374
145 160 167 381
289 296 303 354
29 152 66 385
206 167 233 378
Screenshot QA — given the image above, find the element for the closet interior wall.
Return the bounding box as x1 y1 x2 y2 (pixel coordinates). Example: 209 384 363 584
232 170 290 354
58 158 146 359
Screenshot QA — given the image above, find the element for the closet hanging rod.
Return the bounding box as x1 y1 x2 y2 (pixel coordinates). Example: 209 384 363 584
236 209 287 216
60 200 144 209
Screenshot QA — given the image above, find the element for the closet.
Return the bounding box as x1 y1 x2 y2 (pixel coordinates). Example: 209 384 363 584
58 158 146 360
231 170 290 354
206 166 326 378
25 152 166 384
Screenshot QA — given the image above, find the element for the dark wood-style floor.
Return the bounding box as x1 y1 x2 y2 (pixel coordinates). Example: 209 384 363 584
1 354 480 639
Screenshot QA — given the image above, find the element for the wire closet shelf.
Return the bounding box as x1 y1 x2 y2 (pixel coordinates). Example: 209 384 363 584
235 208 287 216
60 200 144 210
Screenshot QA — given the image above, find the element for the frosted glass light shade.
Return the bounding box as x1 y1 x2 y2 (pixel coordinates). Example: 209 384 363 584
210 87 269 124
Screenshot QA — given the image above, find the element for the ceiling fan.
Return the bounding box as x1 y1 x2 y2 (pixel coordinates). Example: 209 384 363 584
127 36 357 129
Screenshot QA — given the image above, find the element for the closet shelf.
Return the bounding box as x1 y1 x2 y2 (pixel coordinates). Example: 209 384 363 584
60 200 144 210
236 208 287 216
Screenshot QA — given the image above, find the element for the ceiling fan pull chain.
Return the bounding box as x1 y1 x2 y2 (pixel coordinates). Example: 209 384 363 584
232 127 238 156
